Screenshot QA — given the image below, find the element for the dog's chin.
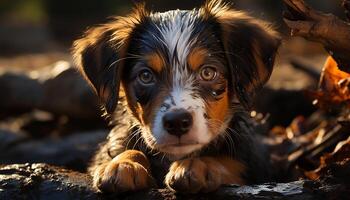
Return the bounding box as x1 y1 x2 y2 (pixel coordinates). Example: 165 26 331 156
158 143 203 159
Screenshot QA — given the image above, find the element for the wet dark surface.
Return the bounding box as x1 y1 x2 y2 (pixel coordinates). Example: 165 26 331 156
1 163 349 200
0 129 108 172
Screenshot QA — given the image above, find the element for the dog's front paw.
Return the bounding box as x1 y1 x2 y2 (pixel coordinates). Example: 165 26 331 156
165 157 244 193
92 150 154 193
164 158 220 193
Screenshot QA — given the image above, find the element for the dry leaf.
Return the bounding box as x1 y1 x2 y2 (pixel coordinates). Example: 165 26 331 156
312 56 350 107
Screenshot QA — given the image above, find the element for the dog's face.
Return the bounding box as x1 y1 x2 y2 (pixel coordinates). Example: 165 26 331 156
122 9 232 156
73 0 280 158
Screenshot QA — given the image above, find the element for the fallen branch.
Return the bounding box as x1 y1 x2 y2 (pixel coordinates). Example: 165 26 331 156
283 0 350 72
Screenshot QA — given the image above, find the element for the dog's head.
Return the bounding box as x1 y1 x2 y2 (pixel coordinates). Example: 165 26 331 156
73 0 280 158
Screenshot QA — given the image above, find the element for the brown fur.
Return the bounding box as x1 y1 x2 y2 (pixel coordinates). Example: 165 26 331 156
146 53 165 73
188 48 208 71
218 11 278 94
92 150 154 193
72 4 148 114
165 156 245 193
207 89 229 131
202 0 280 107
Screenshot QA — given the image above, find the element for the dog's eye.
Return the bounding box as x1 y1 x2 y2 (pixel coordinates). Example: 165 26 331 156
138 69 154 84
200 66 217 81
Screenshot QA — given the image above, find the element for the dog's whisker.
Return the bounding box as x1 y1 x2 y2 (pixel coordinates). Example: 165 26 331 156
160 153 167 164
125 130 141 150
151 150 161 156
106 56 142 70
207 118 237 156
224 130 236 156
132 134 144 150
126 53 144 59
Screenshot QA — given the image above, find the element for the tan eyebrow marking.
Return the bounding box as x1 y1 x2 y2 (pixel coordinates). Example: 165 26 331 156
146 53 165 73
188 48 208 71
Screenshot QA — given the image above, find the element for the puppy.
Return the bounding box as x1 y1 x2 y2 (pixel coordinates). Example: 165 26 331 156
72 0 280 194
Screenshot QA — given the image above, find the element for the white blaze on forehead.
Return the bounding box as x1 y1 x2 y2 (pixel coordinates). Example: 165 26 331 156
151 10 200 93
154 10 197 66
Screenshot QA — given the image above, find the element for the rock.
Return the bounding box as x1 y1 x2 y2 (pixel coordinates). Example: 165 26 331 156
0 22 51 55
0 61 101 120
39 61 101 119
0 130 108 171
0 129 29 150
0 72 43 115
0 163 97 200
1 163 349 200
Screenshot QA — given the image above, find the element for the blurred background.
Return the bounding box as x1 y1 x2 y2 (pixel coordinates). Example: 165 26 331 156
0 0 346 68
0 0 348 173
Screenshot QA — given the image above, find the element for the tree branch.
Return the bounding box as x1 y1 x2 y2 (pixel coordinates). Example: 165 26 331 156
343 0 350 22
283 0 350 73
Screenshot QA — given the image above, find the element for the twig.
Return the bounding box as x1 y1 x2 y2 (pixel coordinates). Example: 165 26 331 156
287 124 348 170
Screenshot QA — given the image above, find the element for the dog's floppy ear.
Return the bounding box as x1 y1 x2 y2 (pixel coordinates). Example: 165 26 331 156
202 0 281 108
72 5 147 115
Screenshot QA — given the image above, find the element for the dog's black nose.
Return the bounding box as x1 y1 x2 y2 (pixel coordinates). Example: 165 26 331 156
163 110 193 137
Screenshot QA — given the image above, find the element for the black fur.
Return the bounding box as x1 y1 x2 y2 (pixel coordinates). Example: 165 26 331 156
72 0 280 192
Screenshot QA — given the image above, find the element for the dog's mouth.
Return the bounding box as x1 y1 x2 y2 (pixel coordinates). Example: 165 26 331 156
157 142 202 148
156 142 204 156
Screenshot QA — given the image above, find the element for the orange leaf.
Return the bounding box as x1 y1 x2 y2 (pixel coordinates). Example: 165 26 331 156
314 56 350 106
